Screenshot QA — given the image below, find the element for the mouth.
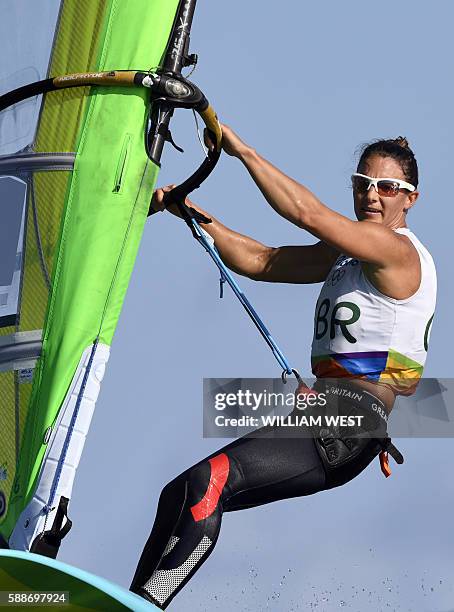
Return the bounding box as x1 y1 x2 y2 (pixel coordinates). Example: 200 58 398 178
361 207 381 215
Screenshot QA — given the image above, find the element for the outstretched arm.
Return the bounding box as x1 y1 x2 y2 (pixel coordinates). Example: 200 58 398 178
219 125 418 269
151 186 338 284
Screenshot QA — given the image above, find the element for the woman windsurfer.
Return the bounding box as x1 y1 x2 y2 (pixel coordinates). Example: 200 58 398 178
131 126 436 609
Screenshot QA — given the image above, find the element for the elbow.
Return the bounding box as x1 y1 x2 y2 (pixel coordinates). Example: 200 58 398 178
249 246 275 281
294 195 325 232
291 193 321 229
226 250 270 282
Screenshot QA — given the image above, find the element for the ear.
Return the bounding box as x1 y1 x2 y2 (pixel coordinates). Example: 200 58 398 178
404 190 418 212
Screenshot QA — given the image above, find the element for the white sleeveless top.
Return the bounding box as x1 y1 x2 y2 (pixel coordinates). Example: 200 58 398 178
311 228 437 395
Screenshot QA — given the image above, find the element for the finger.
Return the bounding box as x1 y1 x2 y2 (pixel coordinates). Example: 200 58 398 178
151 194 165 212
154 185 177 204
154 188 166 201
203 128 215 151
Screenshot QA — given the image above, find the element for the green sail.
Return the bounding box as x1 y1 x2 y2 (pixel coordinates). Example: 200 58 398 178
0 0 180 550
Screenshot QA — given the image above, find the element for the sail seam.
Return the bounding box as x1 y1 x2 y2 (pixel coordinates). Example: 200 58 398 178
29 175 51 291
0 153 75 174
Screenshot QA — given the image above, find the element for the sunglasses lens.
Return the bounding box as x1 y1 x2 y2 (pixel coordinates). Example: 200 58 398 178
352 176 369 193
377 181 399 197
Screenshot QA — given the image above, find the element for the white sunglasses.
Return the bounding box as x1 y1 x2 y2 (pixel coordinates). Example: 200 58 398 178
351 173 416 197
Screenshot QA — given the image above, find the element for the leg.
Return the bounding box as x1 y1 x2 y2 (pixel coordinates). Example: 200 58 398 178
130 429 327 609
130 378 389 609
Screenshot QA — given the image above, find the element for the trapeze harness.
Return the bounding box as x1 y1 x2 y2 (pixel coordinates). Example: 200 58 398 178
131 227 436 609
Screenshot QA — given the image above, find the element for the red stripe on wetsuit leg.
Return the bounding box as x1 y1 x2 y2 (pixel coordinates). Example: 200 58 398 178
190 453 230 522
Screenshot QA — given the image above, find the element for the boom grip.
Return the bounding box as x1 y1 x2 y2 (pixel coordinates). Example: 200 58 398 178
53 71 138 88
148 145 221 217
198 105 222 151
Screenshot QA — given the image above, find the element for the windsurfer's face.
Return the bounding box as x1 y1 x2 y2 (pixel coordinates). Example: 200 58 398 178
353 155 418 228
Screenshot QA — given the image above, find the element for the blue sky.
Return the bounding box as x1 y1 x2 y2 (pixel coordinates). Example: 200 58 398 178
69 2 454 611
3 1 454 610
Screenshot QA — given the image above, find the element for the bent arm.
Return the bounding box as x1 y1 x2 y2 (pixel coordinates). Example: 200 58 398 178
256 241 339 283
163 197 338 283
238 147 412 267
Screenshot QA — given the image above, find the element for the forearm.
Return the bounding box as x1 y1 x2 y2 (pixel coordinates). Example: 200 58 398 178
238 147 320 228
166 201 270 279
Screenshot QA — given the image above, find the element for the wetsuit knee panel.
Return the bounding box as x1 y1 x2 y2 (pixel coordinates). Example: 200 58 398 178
187 453 230 521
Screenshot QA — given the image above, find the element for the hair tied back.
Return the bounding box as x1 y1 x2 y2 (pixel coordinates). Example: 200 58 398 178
393 136 410 150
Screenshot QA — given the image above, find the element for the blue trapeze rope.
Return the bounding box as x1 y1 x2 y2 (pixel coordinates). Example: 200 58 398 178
188 216 301 382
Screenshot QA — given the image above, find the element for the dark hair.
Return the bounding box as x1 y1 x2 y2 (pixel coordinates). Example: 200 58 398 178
357 137 419 188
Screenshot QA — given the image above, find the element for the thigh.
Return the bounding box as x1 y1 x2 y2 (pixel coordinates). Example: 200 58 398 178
196 426 328 512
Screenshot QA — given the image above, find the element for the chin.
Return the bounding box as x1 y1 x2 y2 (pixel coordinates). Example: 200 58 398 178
358 215 382 223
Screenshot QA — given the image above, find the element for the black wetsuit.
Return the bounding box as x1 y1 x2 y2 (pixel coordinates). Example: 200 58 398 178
130 379 399 609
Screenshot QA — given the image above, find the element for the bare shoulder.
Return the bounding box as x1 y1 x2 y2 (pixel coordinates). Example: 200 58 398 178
362 231 421 299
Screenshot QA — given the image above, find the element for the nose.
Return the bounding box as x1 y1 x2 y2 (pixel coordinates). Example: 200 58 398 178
366 184 379 200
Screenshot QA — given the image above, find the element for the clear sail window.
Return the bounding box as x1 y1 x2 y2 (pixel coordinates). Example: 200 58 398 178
0 176 26 327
